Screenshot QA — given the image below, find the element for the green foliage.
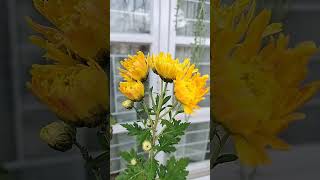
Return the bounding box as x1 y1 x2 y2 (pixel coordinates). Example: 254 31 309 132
158 157 189 180
117 154 159 180
211 154 238 169
144 159 159 180
116 163 146 180
120 149 142 163
121 123 152 145
118 156 189 180
162 96 171 106
156 119 190 153
97 131 108 149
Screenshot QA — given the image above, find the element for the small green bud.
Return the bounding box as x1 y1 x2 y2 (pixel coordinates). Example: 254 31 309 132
40 122 76 152
146 119 153 128
142 140 152 152
122 99 134 109
130 158 137 165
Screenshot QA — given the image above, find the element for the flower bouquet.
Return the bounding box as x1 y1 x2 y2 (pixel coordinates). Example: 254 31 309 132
116 52 209 179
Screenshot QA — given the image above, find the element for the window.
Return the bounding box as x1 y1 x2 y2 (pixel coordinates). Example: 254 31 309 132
110 0 210 177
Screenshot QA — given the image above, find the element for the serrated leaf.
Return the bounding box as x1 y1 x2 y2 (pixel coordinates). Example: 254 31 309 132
97 131 108 149
144 159 159 180
211 154 238 169
120 150 134 162
116 164 146 180
121 123 151 144
157 119 190 153
158 157 189 180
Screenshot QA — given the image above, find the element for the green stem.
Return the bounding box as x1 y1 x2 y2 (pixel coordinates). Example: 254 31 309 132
74 141 103 180
92 169 103 180
149 81 168 159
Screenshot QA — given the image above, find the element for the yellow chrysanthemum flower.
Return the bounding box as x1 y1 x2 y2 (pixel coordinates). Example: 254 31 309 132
174 60 209 114
119 81 145 102
213 0 320 166
28 62 109 127
27 0 108 63
148 52 181 82
119 51 149 82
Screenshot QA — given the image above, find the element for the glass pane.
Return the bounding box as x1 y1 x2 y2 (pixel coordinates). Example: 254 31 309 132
110 0 152 33
176 0 210 37
110 43 150 123
173 122 210 163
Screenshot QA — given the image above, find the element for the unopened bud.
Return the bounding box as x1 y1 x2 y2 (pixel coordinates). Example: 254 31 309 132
40 122 76 152
142 140 152 152
130 158 137 165
122 99 134 109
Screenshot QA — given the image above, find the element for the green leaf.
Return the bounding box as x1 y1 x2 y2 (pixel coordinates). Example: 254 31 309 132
160 107 166 112
175 110 184 115
120 149 137 162
162 96 171 105
144 159 159 180
155 95 160 107
121 123 152 145
157 119 190 153
212 154 238 168
158 157 189 180
110 115 117 125
136 104 148 120
92 151 108 166
116 164 146 180
97 131 108 149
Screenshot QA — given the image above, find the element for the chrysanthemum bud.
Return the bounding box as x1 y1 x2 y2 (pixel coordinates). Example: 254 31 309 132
142 140 152 152
130 158 137 165
146 119 153 128
122 99 134 109
40 122 76 152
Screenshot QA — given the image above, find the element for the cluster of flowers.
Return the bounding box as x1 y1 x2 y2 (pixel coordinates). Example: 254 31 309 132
118 51 209 114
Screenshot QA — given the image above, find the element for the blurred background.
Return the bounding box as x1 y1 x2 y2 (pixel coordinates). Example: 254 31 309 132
110 0 210 179
212 0 320 179
0 0 106 179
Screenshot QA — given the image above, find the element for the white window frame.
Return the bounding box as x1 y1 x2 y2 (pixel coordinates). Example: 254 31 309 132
111 0 210 177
